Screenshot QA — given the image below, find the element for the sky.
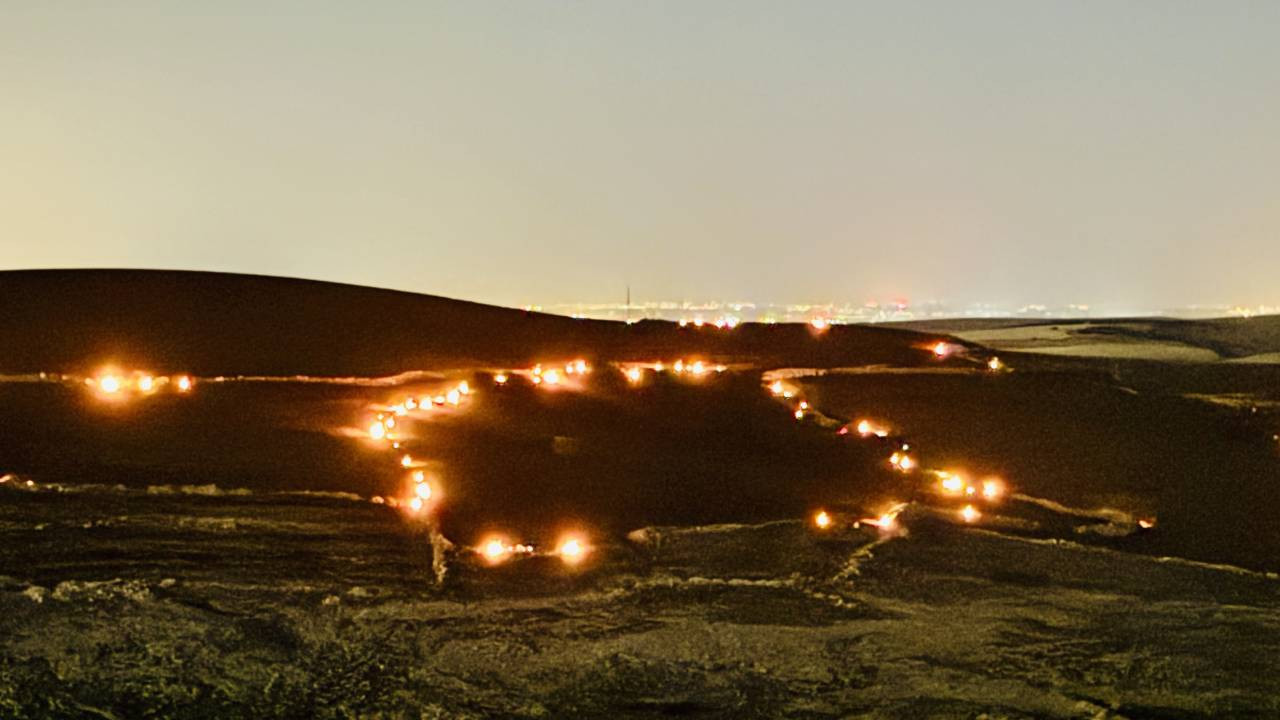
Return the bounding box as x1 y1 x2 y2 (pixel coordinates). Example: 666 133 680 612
3 1 1278 311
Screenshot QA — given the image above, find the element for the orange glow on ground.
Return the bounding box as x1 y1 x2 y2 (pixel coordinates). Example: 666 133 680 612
556 535 588 564
940 473 965 494
479 537 510 564
981 478 1004 500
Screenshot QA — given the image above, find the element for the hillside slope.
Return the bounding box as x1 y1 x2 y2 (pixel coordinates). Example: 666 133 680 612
0 270 949 375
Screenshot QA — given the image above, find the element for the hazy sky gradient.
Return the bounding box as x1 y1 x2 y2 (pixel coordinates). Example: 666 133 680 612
4 1 1278 309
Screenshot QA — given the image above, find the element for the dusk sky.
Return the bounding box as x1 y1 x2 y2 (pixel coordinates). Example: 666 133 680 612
4 2 1278 311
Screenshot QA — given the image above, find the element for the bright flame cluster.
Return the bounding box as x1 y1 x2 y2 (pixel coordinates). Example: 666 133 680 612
933 471 1006 521
528 362 590 387
86 371 195 400
853 419 889 438
371 380 476 440
888 451 915 472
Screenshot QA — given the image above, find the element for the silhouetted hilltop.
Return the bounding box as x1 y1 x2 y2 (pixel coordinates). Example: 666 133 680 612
0 270 949 375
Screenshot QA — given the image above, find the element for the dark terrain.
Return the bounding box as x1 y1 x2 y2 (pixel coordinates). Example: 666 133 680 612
1 270 1278 718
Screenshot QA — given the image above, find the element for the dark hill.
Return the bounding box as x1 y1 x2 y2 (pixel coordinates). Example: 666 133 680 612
0 269 950 375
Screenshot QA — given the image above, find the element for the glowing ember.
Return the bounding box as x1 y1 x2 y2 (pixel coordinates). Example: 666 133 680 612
798 401 809 410
981 479 1003 500
988 356 1003 371
625 367 642 383
494 373 509 385
414 480 432 501
574 360 588 374
960 504 980 523
458 380 471 395
557 536 587 563
408 497 424 512
856 420 873 436
369 422 387 440
932 342 950 358
794 408 805 420
868 506 903 530
98 375 122 394
673 360 685 374
400 454 413 468
1138 518 1156 529
542 369 562 385
940 474 965 494
690 360 706 375
481 538 509 563
446 389 461 406
814 510 832 529
137 375 156 393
